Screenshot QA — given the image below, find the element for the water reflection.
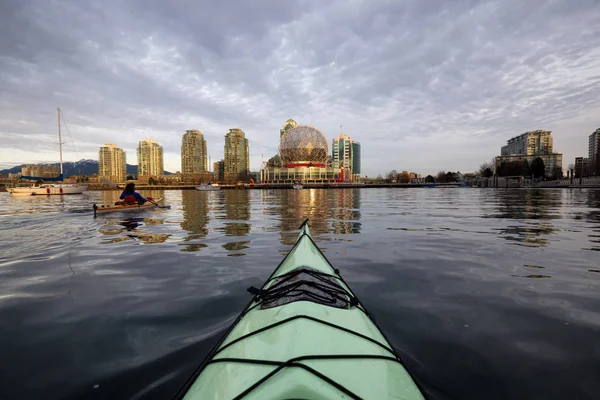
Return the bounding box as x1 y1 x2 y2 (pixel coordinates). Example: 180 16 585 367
492 189 561 220
179 190 211 251
222 190 250 236
585 190 600 251
331 189 361 235
492 190 560 248
2 194 68 216
495 222 556 248
273 189 362 245
98 217 170 244
3 189 600 400
511 264 552 278
181 191 210 237
280 189 331 234
222 240 250 257
180 243 208 252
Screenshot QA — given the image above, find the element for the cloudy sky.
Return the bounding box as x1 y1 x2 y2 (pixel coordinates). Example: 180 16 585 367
1 0 599 175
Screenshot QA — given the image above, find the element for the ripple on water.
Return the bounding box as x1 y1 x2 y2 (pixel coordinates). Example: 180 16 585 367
0 189 600 400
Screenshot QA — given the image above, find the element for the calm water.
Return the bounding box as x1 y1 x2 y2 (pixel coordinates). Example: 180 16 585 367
0 188 599 400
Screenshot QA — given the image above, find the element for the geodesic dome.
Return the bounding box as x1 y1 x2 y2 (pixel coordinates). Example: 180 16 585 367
279 125 328 167
280 119 297 138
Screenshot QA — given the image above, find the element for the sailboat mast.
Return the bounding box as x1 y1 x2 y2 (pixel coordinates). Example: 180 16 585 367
57 107 63 175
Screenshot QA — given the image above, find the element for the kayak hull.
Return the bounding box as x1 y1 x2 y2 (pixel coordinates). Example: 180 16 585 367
175 221 425 400
92 198 163 214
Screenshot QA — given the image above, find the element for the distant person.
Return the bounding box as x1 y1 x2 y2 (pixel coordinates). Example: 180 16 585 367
118 183 148 205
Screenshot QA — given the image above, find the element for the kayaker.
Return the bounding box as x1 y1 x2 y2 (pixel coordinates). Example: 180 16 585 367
118 183 148 205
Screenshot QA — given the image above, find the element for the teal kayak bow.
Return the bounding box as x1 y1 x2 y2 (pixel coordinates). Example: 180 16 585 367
174 219 426 399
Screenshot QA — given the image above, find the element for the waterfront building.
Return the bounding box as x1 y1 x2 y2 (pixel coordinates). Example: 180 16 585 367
181 130 207 174
137 138 163 177
213 160 225 182
501 130 553 156
332 133 361 181
497 130 562 178
224 128 249 182
260 123 344 183
495 153 563 178
181 130 209 183
21 164 59 178
575 157 591 178
98 143 126 182
590 129 600 176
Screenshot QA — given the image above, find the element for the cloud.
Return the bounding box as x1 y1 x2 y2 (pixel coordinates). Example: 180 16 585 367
1 0 599 174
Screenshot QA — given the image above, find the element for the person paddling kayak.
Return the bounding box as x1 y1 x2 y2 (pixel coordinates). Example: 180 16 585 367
117 183 148 205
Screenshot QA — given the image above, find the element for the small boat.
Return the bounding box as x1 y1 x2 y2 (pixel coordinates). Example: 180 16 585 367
7 108 87 196
292 180 303 189
173 220 425 400
8 181 88 195
195 183 220 191
92 198 164 215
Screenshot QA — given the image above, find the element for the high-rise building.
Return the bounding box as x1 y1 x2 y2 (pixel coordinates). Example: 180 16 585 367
351 142 361 175
181 130 207 174
495 130 562 178
332 133 361 181
224 128 249 182
99 143 126 182
590 128 600 176
575 157 591 178
213 160 225 182
137 138 164 177
496 130 562 178
501 130 553 156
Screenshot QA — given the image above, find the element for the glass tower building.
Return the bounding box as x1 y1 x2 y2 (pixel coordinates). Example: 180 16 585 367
332 133 361 181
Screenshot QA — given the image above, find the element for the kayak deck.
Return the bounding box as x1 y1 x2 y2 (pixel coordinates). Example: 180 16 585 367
175 220 425 400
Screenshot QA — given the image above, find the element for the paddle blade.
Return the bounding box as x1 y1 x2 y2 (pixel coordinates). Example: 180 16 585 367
100 177 118 188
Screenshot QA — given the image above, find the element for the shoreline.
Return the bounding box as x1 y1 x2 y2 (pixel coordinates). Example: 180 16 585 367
87 183 600 190
2 184 600 192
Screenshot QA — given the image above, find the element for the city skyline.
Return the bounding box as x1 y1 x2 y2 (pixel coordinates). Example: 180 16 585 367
1 1 599 175
5 120 598 178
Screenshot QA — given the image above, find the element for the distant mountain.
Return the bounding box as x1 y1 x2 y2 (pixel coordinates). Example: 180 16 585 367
0 160 173 177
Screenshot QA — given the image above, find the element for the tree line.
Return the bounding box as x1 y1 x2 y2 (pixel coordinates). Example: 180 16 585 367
378 170 464 183
478 157 554 179
378 155 559 184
